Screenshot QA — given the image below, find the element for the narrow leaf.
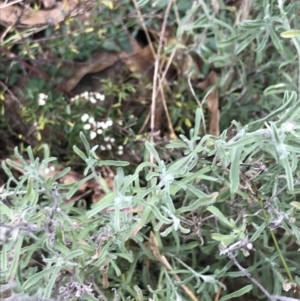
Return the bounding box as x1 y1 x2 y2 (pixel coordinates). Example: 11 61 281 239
80 132 91 153
0 202 13 219
43 266 61 298
290 201 300 210
176 192 218 214
23 267 56 290
97 160 129 167
7 236 24 281
207 206 234 228
280 30 300 38
73 145 87 161
219 285 253 301
145 141 161 164
229 146 242 193
250 222 267 242
86 192 114 217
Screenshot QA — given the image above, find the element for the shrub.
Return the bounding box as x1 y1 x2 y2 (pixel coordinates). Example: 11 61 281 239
1 105 300 300
2 0 300 300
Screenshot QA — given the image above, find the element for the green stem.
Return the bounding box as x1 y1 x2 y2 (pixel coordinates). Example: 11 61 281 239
258 197 294 282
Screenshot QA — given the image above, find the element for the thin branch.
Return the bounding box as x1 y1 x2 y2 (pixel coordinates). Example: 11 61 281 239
150 0 173 154
228 251 276 301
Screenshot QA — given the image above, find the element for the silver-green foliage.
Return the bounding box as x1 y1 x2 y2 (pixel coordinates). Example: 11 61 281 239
1 100 300 300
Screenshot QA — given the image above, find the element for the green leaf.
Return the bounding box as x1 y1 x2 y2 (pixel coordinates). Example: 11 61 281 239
280 30 300 38
26 146 35 162
264 83 289 95
248 91 296 130
166 140 188 149
1 161 14 178
1 244 8 272
290 201 300 210
238 20 265 29
7 236 24 281
269 28 283 53
207 206 235 228
53 167 71 181
42 144 50 159
235 33 256 55
80 131 91 153
0 202 13 219
77 173 95 191
281 157 293 191
43 266 61 298
13 147 27 166
97 160 129 167
229 146 242 193
64 249 84 261
193 107 202 139
6 159 23 170
110 259 121 276
250 222 267 242
66 182 79 200
226 130 266 148
86 192 114 217
23 267 56 290
211 233 236 242
145 141 161 165
73 145 87 161
176 192 218 214
177 3 201 38
219 285 253 301
217 36 240 48
114 252 134 263
274 93 299 127
256 32 269 52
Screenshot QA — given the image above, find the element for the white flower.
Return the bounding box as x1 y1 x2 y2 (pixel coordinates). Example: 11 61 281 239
83 124 91 130
39 93 47 99
106 119 113 127
82 91 89 99
95 92 105 101
90 131 97 140
97 129 103 135
118 150 123 155
38 93 48 106
89 117 95 124
104 136 110 142
110 138 115 143
38 99 46 106
50 166 55 171
106 144 112 150
100 145 106 151
118 145 124 150
89 97 97 104
96 122 103 128
81 114 89 122
91 145 99 152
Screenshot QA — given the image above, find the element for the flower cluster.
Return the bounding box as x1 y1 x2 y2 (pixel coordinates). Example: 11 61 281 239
38 93 48 106
71 91 105 103
81 113 113 140
44 165 55 174
80 113 124 155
